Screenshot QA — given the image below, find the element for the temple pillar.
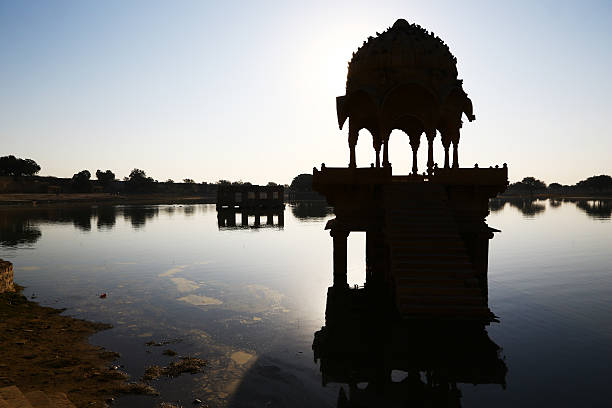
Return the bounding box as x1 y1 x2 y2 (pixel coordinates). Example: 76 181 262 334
452 142 459 168
426 130 435 175
278 211 285 227
409 135 420 175
349 126 358 168
375 145 381 168
382 139 390 167
366 230 386 287
443 144 450 168
254 214 260 227
330 228 350 289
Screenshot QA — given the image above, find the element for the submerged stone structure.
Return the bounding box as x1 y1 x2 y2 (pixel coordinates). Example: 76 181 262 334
217 184 284 210
0 259 15 293
313 19 508 320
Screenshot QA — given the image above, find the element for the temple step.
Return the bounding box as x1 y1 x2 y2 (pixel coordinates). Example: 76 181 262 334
399 295 486 306
23 391 53 408
383 184 489 318
0 387 33 408
397 286 482 296
0 387 76 408
47 393 76 408
396 276 470 287
398 304 493 318
394 269 475 279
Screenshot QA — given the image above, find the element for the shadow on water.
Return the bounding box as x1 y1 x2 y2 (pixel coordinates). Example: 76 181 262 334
489 198 611 220
217 208 284 230
570 199 611 219
290 201 333 220
228 287 507 408
0 205 166 247
0 211 42 247
503 198 545 218
122 206 159 228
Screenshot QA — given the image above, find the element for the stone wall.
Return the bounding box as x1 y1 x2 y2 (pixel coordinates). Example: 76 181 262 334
0 259 15 293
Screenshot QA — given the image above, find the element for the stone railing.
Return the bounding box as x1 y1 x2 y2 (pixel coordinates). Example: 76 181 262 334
0 259 15 293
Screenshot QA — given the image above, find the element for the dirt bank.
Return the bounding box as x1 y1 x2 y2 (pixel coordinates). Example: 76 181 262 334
0 286 144 407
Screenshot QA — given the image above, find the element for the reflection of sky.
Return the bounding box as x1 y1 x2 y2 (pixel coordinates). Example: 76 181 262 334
1 201 611 407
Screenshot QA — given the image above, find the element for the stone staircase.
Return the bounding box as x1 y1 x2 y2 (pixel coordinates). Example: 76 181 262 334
0 386 76 408
384 185 493 320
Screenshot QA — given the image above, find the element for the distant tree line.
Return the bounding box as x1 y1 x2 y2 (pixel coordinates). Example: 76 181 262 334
504 175 612 196
0 155 40 177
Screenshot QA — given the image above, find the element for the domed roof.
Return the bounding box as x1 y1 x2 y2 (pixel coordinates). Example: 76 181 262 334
347 19 459 98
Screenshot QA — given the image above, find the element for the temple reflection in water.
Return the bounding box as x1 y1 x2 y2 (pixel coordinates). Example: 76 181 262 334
311 19 509 406
217 208 284 229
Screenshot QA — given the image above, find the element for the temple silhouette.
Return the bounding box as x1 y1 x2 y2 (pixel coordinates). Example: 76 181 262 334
312 19 508 406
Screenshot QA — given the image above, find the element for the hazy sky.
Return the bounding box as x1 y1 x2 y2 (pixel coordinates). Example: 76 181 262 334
1 1 611 185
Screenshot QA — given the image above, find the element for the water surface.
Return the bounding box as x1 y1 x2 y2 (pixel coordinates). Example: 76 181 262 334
0 199 610 407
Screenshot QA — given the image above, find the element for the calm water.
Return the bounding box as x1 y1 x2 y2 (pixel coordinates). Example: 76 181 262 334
0 199 611 407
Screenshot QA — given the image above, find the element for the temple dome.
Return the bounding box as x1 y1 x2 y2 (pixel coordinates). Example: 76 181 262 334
346 19 459 99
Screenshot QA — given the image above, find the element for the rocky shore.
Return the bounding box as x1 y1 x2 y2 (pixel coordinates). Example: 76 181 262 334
0 259 14 293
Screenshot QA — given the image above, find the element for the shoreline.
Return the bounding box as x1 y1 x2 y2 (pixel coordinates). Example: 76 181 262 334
0 271 161 407
494 194 611 200
0 193 216 208
0 285 130 407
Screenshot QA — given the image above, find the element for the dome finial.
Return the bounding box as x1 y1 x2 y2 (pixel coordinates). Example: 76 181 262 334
393 18 410 28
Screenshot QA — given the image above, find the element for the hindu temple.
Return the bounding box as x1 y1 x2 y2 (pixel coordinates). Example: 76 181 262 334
312 19 509 405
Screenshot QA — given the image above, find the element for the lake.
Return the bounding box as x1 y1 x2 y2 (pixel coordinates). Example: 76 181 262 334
0 198 611 407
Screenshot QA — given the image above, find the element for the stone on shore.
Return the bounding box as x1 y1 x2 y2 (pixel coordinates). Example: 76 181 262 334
0 259 14 294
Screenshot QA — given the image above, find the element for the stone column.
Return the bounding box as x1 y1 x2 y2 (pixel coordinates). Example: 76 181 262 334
452 141 459 168
278 211 285 227
241 212 248 226
228 212 236 227
254 214 261 227
375 145 381 168
443 143 450 169
409 134 420 175
382 139 390 167
426 129 436 175
330 229 350 289
349 127 358 168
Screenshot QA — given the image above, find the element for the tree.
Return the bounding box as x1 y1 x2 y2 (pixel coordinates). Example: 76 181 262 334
267 182 278 186
290 174 313 192
575 175 612 193
125 168 155 193
183 178 195 184
72 170 92 192
96 169 115 184
521 177 547 191
0 155 41 177
217 180 231 185
165 179 174 183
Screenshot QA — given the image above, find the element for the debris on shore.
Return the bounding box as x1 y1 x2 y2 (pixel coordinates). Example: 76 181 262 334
143 357 208 380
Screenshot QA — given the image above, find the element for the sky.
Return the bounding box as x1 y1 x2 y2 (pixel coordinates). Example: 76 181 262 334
1 0 611 185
